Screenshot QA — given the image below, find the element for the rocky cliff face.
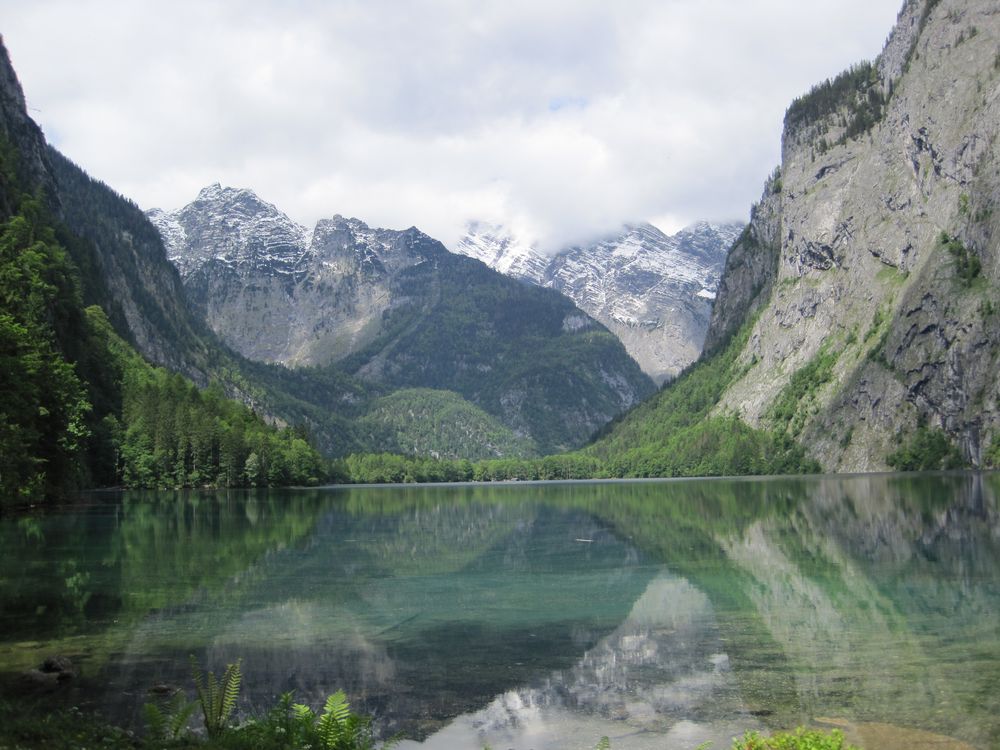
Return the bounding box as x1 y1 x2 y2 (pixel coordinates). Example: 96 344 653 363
704 0 1000 470
456 221 742 383
150 186 436 366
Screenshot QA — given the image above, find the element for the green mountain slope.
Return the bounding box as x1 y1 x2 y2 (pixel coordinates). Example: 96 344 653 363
337 252 655 455
586 318 817 477
356 388 537 460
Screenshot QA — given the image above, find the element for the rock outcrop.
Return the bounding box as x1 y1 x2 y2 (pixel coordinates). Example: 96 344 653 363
150 186 433 366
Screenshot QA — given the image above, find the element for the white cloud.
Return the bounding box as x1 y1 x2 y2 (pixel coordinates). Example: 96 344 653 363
2 0 903 251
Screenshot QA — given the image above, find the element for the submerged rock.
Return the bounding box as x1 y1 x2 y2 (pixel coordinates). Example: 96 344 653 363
20 655 76 690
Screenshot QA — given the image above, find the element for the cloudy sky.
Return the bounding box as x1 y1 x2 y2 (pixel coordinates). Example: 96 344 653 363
3 0 902 251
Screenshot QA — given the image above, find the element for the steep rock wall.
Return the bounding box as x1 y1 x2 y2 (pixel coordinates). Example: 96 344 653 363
704 0 1000 470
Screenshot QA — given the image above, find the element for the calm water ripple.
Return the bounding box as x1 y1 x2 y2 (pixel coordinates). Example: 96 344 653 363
1 474 998 749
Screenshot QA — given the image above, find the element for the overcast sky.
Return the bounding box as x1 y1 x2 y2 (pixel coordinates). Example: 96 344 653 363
2 0 903 251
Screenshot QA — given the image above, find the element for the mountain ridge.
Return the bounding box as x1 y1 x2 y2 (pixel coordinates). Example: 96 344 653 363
149 187 656 454
453 219 743 383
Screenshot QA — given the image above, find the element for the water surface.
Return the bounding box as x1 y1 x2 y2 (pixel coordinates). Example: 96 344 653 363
1 475 998 749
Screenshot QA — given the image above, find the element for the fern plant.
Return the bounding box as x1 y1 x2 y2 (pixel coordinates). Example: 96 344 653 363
143 690 196 742
290 690 390 750
190 656 242 738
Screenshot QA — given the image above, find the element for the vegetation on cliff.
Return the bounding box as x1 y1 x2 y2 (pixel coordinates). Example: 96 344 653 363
784 61 885 150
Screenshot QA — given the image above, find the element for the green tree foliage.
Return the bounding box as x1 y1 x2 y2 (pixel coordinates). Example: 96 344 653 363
986 434 1000 469
92 308 325 489
335 452 471 484
768 346 839 438
938 231 981 287
886 425 964 471
0 147 103 502
355 388 537 460
785 62 885 146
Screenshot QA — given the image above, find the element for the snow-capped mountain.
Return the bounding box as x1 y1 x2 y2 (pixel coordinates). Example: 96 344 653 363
453 221 743 383
458 221 551 281
147 186 655 454
148 183 311 279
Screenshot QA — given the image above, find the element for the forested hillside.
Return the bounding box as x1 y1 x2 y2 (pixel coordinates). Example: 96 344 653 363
0 77 325 505
355 389 536 461
0 173 106 499
334 252 655 455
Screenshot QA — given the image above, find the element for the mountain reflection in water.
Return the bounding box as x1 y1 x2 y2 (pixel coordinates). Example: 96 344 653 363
0 474 997 749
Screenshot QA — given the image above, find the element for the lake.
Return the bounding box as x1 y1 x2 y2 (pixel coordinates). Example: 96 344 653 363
1 474 998 749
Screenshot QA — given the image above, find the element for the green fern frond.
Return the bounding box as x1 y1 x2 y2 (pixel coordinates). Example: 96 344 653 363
189 656 242 738
595 736 611 750
221 660 242 720
167 694 196 739
293 703 314 722
207 671 221 723
144 690 195 741
317 690 353 749
143 702 167 741
191 655 206 702
324 690 351 725
317 711 340 748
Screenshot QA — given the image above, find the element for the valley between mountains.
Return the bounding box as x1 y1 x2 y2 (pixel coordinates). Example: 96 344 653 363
2 0 1000 501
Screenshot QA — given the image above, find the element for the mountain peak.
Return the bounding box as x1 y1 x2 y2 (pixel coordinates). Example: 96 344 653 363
192 182 259 205
196 182 224 198
191 183 278 213
317 214 371 232
148 185 309 279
